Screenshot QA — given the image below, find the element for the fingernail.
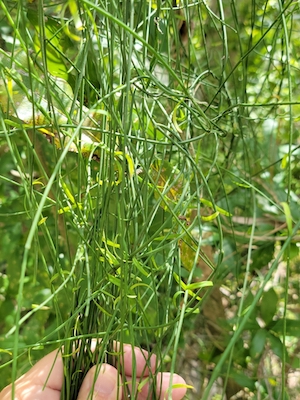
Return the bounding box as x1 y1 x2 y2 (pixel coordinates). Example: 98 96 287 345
93 366 116 397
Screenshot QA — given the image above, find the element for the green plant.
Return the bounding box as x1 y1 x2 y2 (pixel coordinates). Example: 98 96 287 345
0 0 299 399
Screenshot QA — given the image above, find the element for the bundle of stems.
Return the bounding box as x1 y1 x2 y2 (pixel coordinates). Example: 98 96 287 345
1 0 299 398
0 0 212 398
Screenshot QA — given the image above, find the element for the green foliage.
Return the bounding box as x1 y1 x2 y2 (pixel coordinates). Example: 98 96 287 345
0 0 300 398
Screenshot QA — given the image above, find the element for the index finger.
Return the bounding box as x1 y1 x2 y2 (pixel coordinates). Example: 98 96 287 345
0 349 63 400
120 344 157 377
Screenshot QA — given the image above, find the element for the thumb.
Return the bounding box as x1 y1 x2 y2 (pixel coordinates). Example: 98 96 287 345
77 364 122 400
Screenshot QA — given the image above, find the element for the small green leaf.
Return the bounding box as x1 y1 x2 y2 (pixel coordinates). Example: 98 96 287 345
281 154 289 169
232 180 251 188
173 273 201 300
260 288 278 325
200 198 232 217
270 319 300 337
61 180 75 204
229 369 255 391
185 281 213 290
27 8 69 79
0 349 13 355
172 102 184 134
201 211 219 221
267 332 285 360
185 307 200 314
38 217 48 225
108 274 121 287
281 202 293 235
172 383 194 390
133 257 150 277
250 328 267 358
31 304 50 310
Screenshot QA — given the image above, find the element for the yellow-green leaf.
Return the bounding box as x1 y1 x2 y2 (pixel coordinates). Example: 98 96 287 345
38 217 48 225
200 198 232 217
281 202 293 235
201 211 219 221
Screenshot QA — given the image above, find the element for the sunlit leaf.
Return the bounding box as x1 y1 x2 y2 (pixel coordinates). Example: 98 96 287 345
173 272 201 300
250 328 267 358
260 288 278 325
27 8 69 79
201 211 219 221
281 201 293 235
200 198 232 217
38 217 48 225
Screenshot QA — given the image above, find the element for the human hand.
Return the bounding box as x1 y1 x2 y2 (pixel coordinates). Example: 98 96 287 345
0 344 187 400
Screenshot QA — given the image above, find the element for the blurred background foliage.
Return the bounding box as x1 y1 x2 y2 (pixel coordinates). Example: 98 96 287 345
0 0 300 398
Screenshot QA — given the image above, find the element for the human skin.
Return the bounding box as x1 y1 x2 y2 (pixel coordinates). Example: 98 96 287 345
0 345 187 400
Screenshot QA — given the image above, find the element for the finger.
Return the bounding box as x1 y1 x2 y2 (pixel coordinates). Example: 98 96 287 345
155 373 187 400
0 350 63 400
126 372 187 400
120 344 156 377
82 341 156 379
77 364 122 400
